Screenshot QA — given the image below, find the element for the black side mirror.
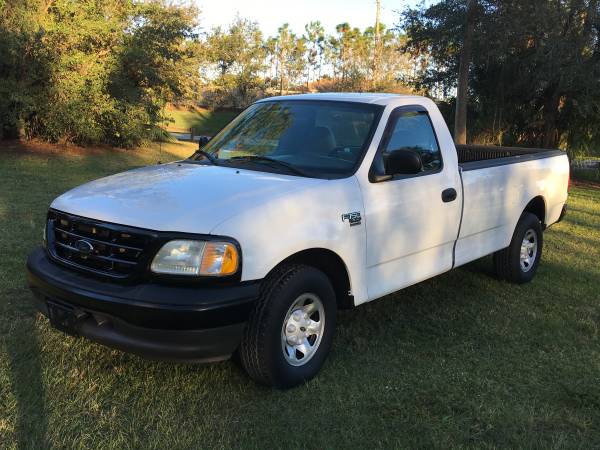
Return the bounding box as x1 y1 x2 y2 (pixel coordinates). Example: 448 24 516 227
198 135 211 149
385 149 423 175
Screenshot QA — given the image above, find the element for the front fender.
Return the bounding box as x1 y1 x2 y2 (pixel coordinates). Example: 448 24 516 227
210 176 369 304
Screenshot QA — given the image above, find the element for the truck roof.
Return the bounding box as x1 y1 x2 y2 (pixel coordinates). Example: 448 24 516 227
257 92 426 106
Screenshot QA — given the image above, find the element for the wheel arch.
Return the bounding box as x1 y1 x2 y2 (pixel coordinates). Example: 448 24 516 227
523 195 547 228
266 248 354 309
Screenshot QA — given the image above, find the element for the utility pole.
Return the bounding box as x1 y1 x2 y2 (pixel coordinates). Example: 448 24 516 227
454 0 476 145
373 0 381 88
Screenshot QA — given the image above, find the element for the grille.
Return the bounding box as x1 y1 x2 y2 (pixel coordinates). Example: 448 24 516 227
47 210 154 279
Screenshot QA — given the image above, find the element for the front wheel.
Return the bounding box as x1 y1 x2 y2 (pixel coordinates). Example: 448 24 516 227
493 212 543 284
239 264 337 388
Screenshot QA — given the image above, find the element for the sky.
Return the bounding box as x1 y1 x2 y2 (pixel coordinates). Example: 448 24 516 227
196 0 429 37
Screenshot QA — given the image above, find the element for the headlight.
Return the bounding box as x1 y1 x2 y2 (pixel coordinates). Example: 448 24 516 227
150 240 239 277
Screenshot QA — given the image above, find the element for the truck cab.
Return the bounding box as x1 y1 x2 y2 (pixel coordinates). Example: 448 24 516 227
27 93 570 387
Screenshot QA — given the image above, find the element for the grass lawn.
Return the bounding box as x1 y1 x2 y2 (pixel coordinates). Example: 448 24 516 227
164 105 238 135
1 140 599 449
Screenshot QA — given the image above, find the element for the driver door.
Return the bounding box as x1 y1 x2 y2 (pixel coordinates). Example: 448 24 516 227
359 106 462 301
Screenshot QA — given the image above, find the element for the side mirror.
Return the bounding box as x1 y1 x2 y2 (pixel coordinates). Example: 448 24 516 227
385 149 423 176
198 135 211 149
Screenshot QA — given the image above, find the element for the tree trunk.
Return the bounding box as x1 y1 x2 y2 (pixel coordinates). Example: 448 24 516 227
279 52 285 95
542 89 560 148
454 0 476 145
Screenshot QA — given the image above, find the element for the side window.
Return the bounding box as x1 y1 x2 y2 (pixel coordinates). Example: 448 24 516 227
383 111 442 172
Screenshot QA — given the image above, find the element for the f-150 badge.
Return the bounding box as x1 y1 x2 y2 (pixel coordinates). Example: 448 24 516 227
342 212 362 227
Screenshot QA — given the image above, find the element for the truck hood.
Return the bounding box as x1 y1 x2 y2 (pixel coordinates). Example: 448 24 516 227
51 162 324 233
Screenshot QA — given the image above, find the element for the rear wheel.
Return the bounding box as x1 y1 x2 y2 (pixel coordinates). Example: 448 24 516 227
239 264 336 388
493 212 543 284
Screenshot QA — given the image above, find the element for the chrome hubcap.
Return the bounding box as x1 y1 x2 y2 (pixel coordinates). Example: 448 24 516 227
281 293 325 366
520 229 538 272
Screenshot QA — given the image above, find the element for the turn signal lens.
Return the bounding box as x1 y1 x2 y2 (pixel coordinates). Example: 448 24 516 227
200 242 239 276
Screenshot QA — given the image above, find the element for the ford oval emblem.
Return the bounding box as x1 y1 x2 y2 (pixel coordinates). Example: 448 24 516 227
75 239 94 257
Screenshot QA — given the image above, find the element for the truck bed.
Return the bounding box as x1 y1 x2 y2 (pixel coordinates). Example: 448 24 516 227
456 144 566 171
453 143 569 269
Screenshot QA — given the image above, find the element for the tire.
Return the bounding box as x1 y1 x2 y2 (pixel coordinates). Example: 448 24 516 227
493 212 543 284
239 264 337 388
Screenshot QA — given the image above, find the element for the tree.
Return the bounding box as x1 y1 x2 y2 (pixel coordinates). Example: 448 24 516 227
333 22 351 81
402 0 600 155
304 21 325 86
373 26 414 92
454 0 477 144
0 0 202 147
0 0 54 139
205 17 266 107
270 24 306 94
109 1 201 145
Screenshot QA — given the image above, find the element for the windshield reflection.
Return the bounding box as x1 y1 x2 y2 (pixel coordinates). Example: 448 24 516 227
190 100 382 179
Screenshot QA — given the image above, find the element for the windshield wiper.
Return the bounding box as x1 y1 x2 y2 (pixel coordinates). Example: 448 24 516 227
191 149 218 165
229 155 309 177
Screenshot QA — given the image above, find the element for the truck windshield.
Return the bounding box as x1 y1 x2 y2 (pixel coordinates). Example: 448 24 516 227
189 100 383 178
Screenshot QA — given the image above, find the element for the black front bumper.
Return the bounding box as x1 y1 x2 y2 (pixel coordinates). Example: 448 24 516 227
26 248 260 362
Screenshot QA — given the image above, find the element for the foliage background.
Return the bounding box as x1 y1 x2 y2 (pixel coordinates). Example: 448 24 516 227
0 0 598 157
402 0 600 158
0 0 201 147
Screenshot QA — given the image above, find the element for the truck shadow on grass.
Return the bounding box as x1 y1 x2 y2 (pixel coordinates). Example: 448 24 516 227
0 149 174 449
3 290 50 450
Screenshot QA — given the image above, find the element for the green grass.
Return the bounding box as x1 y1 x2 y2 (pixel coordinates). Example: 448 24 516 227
165 106 237 135
1 141 599 449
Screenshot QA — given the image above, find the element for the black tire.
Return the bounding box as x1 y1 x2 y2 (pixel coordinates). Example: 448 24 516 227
239 264 337 388
493 212 543 284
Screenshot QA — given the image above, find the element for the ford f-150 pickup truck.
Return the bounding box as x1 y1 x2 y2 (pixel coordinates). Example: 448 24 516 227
27 93 569 387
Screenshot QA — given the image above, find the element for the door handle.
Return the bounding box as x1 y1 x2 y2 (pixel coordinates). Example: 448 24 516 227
441 188 457 203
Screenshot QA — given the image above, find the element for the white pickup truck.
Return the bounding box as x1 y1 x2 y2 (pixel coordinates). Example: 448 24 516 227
27 93 569 387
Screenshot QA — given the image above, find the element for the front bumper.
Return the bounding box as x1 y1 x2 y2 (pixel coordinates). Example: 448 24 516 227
26 248 260 362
